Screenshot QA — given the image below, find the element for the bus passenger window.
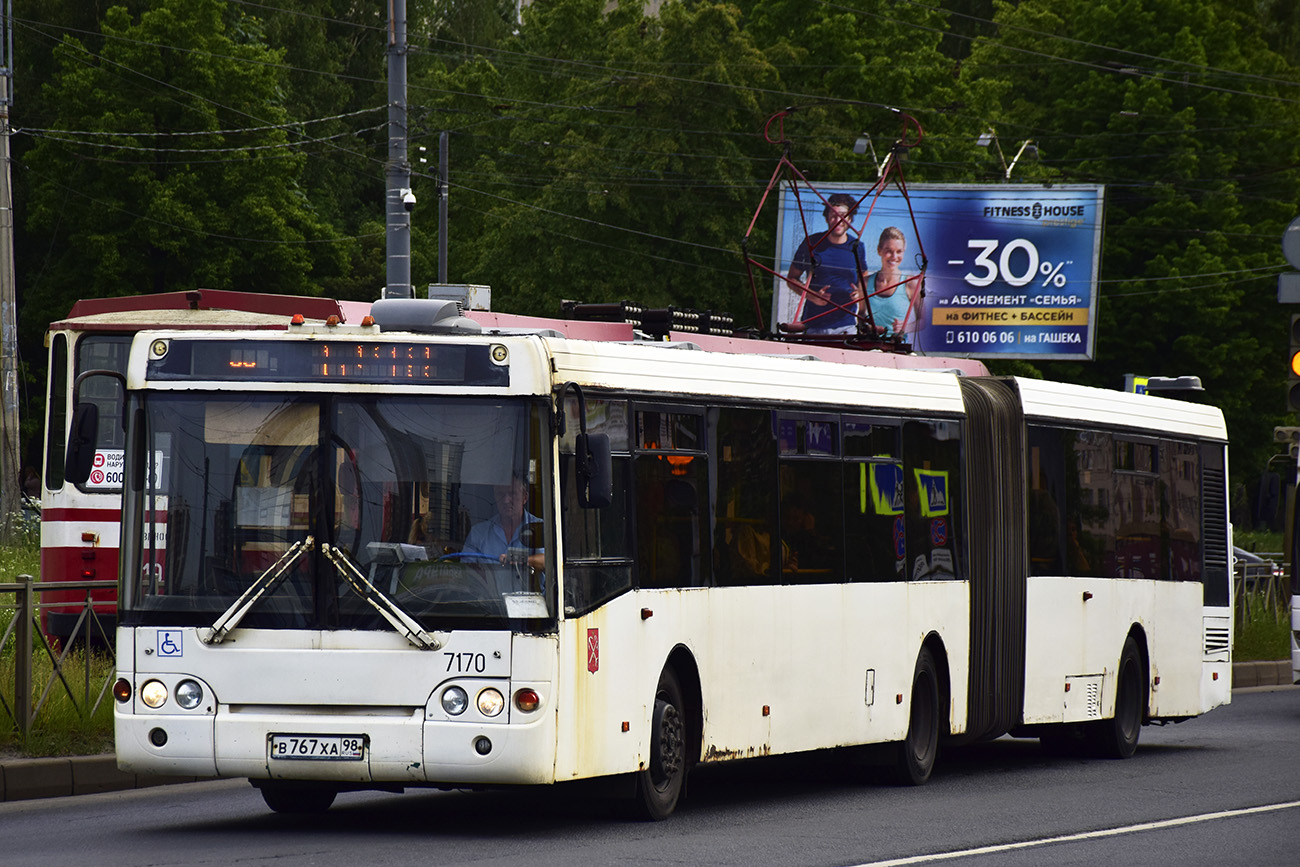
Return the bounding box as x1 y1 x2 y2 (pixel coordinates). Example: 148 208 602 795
714 408 778 586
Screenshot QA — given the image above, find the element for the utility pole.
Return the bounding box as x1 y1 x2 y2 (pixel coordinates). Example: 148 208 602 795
0 0 20 537
385 0 412 299
439 130 448 284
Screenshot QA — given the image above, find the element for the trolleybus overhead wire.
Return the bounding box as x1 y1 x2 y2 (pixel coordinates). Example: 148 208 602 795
742 107 930 352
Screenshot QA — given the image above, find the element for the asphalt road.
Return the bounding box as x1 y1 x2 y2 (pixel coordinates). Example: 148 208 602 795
3 687 1298 867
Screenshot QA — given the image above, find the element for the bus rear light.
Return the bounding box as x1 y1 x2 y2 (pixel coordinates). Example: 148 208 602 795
113 678 132 703
81 531 98 543
514 688 540 712
81 568 96 579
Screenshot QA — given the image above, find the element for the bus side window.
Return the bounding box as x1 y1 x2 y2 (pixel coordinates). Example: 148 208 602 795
560 397 633 616
561 453 632 616
634 408 708 589
902 419 962 581
714 408 778 586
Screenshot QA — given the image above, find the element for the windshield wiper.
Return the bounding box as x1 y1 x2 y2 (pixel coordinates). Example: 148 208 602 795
321 543 447 651
200 536 315 645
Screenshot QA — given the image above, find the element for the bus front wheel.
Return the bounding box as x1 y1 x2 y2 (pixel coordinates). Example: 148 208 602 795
632 668 687 820
892 647 940 786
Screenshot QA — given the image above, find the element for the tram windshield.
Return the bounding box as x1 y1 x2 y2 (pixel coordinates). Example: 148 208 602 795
119 393 553 632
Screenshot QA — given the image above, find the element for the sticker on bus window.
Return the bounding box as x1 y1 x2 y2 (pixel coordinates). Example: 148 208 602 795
870 463 904 516
915 470 949 517
85 449 166 490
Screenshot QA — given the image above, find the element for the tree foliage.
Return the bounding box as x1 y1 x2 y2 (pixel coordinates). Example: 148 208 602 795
10 0 1300 484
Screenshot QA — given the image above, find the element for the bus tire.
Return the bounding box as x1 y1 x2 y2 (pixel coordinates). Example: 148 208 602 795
1089 636 1145 759
892 647 940 786
632 667 687 820
257 780 337 814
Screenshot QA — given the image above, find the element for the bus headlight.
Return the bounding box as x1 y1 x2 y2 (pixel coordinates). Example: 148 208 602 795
441 686 469 716
477 688 505 717
175 679 204 710
140 680 168 709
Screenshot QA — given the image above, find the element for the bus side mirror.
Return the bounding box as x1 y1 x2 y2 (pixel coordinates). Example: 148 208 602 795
576 433 612 509
65 402 100 486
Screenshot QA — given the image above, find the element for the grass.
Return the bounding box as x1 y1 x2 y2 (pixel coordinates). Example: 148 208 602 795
2 516 115 758
1234 594 1291 662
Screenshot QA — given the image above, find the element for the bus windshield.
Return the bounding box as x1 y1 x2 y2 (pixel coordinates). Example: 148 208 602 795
120 393 553 632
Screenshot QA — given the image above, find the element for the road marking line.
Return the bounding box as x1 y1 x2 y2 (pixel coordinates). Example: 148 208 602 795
847 800 1300 867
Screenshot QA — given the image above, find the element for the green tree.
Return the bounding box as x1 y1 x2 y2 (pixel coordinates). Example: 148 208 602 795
962 0 1300 476
21 0 344 333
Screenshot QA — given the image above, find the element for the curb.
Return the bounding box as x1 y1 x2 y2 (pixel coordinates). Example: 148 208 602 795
1230 659 1295 689
0 755 211 803
3 660 1295 803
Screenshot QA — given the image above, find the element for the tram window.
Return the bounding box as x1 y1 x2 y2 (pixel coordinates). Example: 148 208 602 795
715 408 779 586
77 335 132 452
45 333 68 489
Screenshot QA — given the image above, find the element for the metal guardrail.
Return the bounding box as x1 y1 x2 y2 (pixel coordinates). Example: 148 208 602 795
0 575 116 736
1233 554 1290 627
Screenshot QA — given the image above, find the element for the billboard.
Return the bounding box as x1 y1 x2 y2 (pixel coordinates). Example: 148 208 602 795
772 183 1105 359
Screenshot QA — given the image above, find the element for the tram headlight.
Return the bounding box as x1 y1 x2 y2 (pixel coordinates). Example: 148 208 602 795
174 679 204 710
477 688 505 717
441 685 469 716
140 680 168 709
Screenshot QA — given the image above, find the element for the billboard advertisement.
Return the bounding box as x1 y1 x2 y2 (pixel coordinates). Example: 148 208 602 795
772 183 1105 359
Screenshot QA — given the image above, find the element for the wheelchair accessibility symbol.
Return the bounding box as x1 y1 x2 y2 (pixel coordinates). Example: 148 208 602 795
157 631 183 657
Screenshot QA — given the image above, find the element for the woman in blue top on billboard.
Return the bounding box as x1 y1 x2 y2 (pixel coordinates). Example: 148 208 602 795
786 193 869 335
865 226 924 342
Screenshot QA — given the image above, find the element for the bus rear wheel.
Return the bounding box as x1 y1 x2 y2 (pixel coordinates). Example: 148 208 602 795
632 668 687 820
256 780 338 814
1089 636 1145 759
892 647 940 785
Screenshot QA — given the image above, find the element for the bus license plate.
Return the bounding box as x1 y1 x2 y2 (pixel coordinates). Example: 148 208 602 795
269 734 366 761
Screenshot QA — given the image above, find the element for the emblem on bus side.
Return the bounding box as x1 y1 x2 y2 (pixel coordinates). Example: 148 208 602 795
587 628 599 673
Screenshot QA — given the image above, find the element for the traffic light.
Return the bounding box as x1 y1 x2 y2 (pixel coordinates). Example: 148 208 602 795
1289 314 1300 412
1275 425 1300 461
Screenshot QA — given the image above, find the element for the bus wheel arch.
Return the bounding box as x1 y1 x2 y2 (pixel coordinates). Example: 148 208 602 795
632 648 699 820
1089 630 1148 759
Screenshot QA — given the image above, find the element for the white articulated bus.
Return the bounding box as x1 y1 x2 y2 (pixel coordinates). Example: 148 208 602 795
93 297 1231 818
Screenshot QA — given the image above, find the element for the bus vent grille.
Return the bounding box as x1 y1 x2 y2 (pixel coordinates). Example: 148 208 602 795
1086 681 1101 718
1204 623 1231 657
